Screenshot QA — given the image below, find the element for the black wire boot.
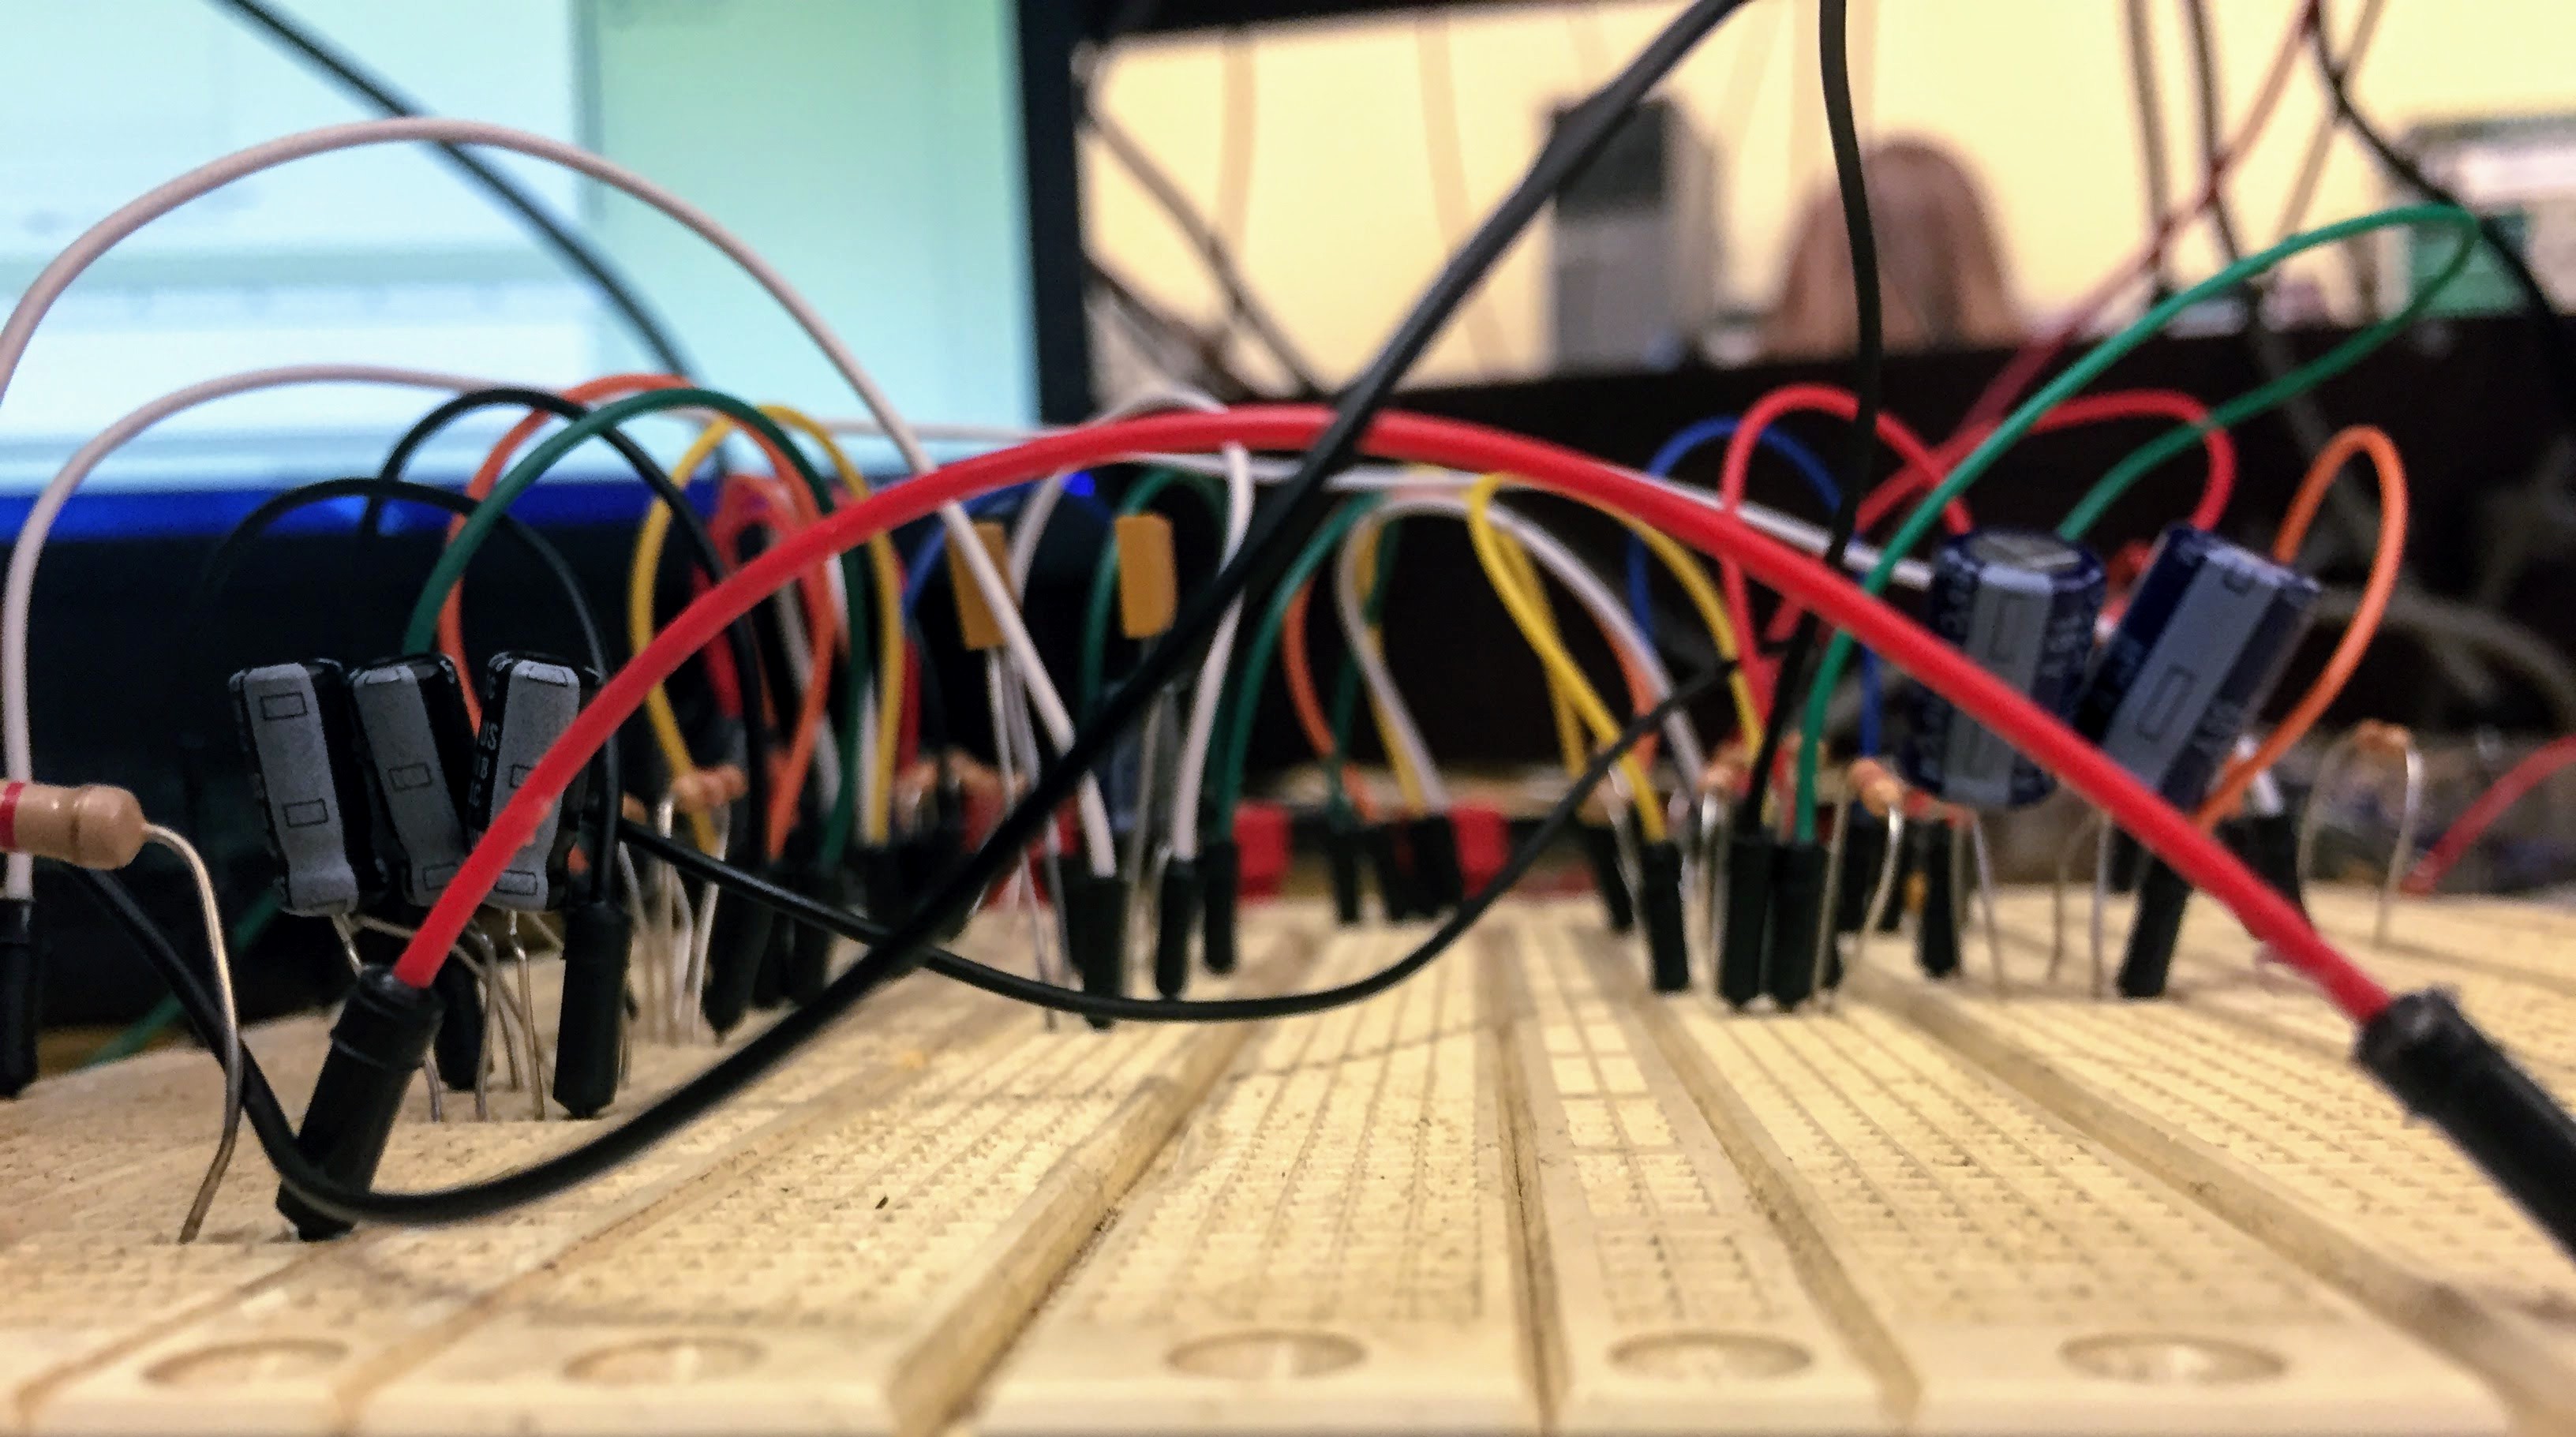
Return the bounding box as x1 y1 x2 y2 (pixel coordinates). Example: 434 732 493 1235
1833 810 1887 934
2230 811 2308 915
698 870 777 1036
1637 840 1691 992
749 907 792 1012
277 965 444 1241
2106 829 2150 895
1765 841 1830 1010
0 898 37 1098
1876 823 1919 933
781 859 839 1006
2117 856 2192 999
1364 821 1416 920
2360 989 2576 1261
1916 824 1961 978
1061 870 1129 1031
925 774 974 941
552 900 632 1119
427 958 484 1092
1579 822 1636 933
1155 859 1203 997
856 844 905 926
1717 831 1775 1009
1408 814 1465 913
1323 813 1365 926
1200 837 1241 975
897 829 972 942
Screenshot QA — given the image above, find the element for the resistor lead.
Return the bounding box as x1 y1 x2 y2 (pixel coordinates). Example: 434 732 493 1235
1833 760 1903 935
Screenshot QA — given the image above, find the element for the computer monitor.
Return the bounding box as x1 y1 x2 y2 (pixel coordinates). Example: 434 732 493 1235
0 0 1087 533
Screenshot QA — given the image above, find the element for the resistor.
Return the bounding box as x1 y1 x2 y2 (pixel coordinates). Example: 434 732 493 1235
0 782 146 870
670 764 747 817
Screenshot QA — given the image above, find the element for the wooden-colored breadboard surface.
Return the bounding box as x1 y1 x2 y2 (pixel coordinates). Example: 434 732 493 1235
8 892 2574 1434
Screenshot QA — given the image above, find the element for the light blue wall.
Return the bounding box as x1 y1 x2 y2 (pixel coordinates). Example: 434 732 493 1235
583 0 1037 428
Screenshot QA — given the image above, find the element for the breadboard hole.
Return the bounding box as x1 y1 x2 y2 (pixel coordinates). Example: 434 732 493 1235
2059 1333 2287 1386
1604 1330 1812 1381
142 1338 348 1387
561 1335 766 1386
1163 1329 1365 1379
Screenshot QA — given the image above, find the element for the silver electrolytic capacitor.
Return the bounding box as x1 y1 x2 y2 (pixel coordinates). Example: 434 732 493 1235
2074 525 2321 807
1901 529 2106 810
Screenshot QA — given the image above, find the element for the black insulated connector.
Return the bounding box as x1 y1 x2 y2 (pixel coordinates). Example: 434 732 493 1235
856 844 904 926
1200 838 1241 976
0 898 37 1098
698 870 778 1036
428 960 484 1092
1323 814 1366 926
2117 855 2192 999
749 909 792 1012
277 965 443 1241
897 832 971 941
1833 811 1888 935
1363 821 1416 920
2106 829 2150 895
1717 831 1774 1009
1916 824 1961 979
2229 810 2308 915
2360 989 2576 1262
1408 814 1465 913
1765 841 1829 1011
1579 822 1636 933
1061 870 1129 1031
1155 859 1203 998
1637 840 1690 993
781 862 840 1007
552 900 632 1119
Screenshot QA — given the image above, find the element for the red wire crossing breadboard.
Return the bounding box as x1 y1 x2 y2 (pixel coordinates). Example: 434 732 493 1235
5 891 2570 1435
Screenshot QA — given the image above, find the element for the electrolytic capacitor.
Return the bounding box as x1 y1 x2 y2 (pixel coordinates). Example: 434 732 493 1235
230 660 378 915
348 654 477 907
1901 529 2105 810
2073 525 2321 807
466 653 598 911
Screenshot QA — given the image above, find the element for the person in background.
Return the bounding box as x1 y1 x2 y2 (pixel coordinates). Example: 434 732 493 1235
1762 137 2025 359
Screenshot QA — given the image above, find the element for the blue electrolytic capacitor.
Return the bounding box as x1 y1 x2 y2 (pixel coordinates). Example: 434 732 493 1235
1900 529 2105 810
2073 525 2321 807
230 660 380 915
348 654 477 908
466 652 598 911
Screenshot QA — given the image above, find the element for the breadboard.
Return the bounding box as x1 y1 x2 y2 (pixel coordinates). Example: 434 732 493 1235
1654 959 2492 1432
7 894 2573 1435
981 926 1530 1435
1863 893 2576 1432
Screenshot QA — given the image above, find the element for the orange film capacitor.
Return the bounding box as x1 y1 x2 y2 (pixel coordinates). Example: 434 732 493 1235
1114 513 1178 638
946 520 1017 651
